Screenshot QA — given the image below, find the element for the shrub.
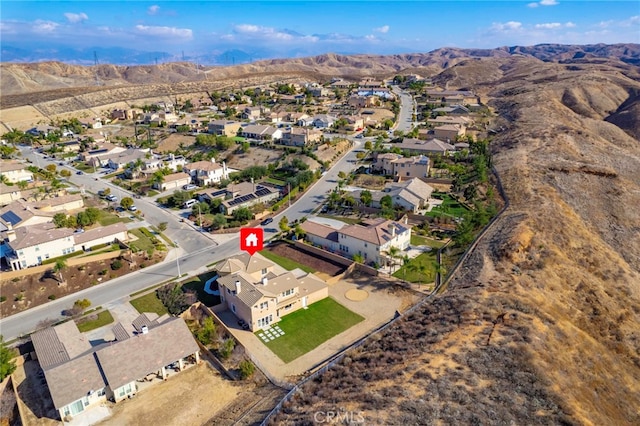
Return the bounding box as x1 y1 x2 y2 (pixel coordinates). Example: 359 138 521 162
99 269 108 276
196 317 216 346
111 259 123 270
156 283 192 315
0 296 6 303
219 338 236 359
74 299 91 310
48 295 56 300
239 359 255 379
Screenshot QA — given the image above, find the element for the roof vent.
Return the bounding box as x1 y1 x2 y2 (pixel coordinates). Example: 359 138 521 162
235 280 241 293
141 325 149 334
262 277 268 286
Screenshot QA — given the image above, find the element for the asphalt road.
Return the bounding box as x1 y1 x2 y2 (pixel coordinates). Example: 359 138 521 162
1 139 364 340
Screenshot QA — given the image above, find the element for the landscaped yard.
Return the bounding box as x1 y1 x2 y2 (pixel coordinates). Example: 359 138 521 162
393 251 438 284
411 234 446 248
258 297 364 363
181 271 221 306
130 292 168 316
259 249 316 274
76 310 114 332
128 228 157 252
97 210 132 226
425 193 469 219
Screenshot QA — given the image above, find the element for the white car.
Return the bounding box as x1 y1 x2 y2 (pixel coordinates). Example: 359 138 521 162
128 205 137 212
183 184 197 190
106 195 118 202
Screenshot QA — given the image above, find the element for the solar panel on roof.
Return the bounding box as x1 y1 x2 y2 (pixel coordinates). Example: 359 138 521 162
1 211 22 225
255 188 272 197
227 193 257 206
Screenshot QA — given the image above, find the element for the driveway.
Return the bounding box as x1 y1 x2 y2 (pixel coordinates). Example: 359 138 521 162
216 274 420 382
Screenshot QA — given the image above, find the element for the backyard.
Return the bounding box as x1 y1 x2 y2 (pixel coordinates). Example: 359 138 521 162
257 297 364 363
181 270 220 306
393 251 439 284
263 242 349 277
425 193 470 220
130 292 169 316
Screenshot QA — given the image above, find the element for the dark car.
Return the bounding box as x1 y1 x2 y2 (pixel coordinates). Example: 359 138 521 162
260 217 273 226
76 170 83 175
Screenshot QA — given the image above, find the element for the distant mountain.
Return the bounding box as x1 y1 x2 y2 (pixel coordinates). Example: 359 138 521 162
1 45 177 65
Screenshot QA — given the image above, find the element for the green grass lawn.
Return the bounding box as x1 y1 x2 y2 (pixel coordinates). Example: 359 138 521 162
317 213 361 225
393 251 438 284
128 228 156 252
259 249 316 273
411 234 446 249
258 297 364 363
181 271 220 306
97 210 132 226
265 177 286 186
130 292 168 316
426 194 469 219
76 310 114 332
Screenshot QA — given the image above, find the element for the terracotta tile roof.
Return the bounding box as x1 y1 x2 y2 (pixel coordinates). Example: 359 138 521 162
339 218 410 246
185 160 222 172
162 172 190 183
74 222 127 244
9 223 74 250
300 221 339 242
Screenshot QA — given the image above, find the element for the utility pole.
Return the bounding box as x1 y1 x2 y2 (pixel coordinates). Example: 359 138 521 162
288 182 291 208
174 241 181 278
198 203 203 232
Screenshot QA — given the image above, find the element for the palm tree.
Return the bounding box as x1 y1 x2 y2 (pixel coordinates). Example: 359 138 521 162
408 262 430 284
53 258 67 283
0 174 9 185
384 246 401 273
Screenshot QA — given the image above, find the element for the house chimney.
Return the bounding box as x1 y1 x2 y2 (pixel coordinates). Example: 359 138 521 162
389 223 395 237
235 280 241 293
211 157 216 164
262 277 268 286
141 325 149 334
7 229 16 242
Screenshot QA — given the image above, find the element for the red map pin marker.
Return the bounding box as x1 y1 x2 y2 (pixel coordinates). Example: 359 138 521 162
240 228 264 256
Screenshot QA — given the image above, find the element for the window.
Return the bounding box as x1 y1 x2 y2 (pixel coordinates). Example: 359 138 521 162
282 288 294 297
35 246 40 252
227 288 231 295
261 268 267 275
259 301 268 310
284 303 294 311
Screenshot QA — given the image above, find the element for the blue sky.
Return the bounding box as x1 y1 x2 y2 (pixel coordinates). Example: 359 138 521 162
1 1 638 60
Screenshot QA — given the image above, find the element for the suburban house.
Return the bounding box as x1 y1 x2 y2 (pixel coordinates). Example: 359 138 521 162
356 87 395 100
162 154 187 172
0 183 21 207
371 153 430 178
216 253 329 331
242 106 269 121
0 161 34 183
28 194 85 213
433 124 466 141
31 316 199 421
58 140 81 153
153 172 191 192
348 95 379 109
0 198 74 229
308 86 330 97
397 138 455 155
219 182 280 214
312 114 338 128
280 128 323 147
26 125 57 138
78 143 125 164
301 217 411 266
373 178 434 213
296 116 315 127
111 108 136 121
432 105 470 115
183 159 229 186
240 124 282 141
1 222 128 270
104 149 151 170
425 90 478 105
207 120 242 137
427 115 472 127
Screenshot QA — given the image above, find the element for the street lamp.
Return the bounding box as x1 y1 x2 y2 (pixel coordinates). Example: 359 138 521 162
174 241 181 278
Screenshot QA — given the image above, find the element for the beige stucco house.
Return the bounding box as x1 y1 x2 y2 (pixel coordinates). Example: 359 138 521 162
0 161 34 183
216 253 329 331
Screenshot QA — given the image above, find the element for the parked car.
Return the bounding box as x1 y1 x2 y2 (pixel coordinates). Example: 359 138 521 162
76 170 83 175
183 184 197 190
128 205 137 212
106 195 118 202
260 217 273 226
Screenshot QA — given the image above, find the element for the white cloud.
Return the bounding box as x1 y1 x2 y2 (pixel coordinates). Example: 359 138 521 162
32 20 59 33
621 15 640 27
490 21 523 33
147 5 160 15
374 25 390 34
231 24 319 43
534 22 576 30
64 12 88 23
135 25 192 39
528 0 558 7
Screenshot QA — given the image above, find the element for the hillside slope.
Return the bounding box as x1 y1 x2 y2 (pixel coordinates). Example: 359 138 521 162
272 57 640 425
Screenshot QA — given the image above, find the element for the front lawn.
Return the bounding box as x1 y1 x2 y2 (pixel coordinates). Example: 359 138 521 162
76 310 114 332
130 292 168 316
259 249 316 273
128 228 156 252
258 297 364 363
181 271 221 306
393 251 438 284
97 210 132 226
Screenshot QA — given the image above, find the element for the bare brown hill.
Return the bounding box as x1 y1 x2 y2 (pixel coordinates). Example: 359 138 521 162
271 57 640 425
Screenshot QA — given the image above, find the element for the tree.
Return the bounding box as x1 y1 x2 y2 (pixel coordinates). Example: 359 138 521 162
219 338 236 359
53 258 67 283
196 317 217 346
158 222 168 232
364 140 372 150
380 195 393 209
53 213 68 228
360 190 373 207
279 216 290 233
232 207 252 223
353 253 364 264
239 359 255 379
45 164 57 174
120 197 134 210
384 246 401 273
0 335 17 382
212 214 227 229
73 298 91 311
60 169 71 178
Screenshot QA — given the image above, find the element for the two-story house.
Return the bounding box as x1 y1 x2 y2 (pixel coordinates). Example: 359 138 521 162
372 153 431 179
433 124 465 141
207 120 242 137
152 172 192 192
312 114 337 128
397 138 455 156
240 124 282 141
183 159 229 186
279 128 323 147
216 253 328 331
301 217 411 267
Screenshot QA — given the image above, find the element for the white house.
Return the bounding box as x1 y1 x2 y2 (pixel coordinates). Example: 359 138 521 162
2 222 128 270
301 217 411 266
183 159 229 186
0 161 34 183
240 124 282 141
312 114 337 128
152 172 191 192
